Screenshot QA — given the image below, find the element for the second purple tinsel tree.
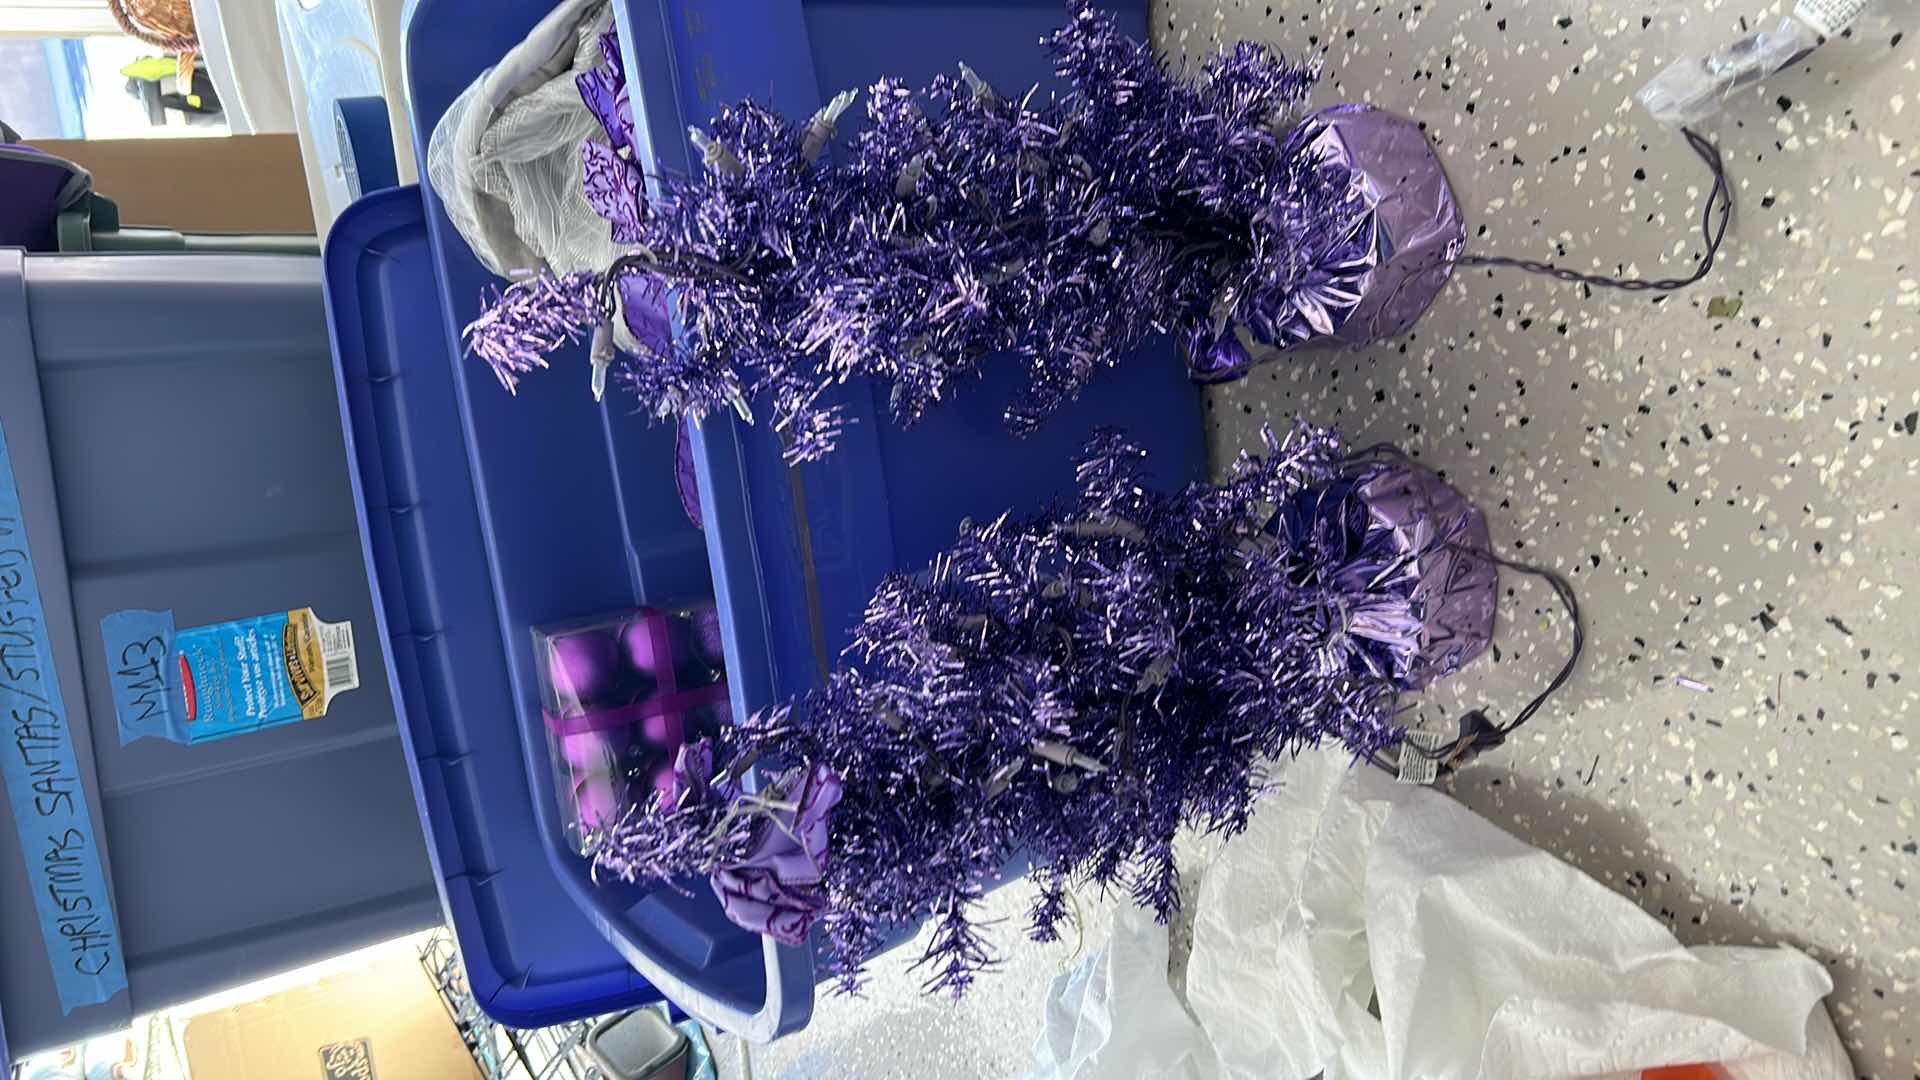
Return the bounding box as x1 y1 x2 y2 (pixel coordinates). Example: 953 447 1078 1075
590 424 1498 996
466 2 1374 461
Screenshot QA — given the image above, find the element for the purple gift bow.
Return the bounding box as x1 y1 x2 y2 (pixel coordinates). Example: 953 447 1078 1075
614 749 840 941
644 747 824 875
705 766 844 946
629 734 848 945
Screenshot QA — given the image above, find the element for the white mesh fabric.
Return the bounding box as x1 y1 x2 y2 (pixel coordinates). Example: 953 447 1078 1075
426 0 627 284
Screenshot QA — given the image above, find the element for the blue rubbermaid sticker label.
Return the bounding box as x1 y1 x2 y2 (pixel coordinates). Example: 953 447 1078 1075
105 608 358 746
0 420 129 1013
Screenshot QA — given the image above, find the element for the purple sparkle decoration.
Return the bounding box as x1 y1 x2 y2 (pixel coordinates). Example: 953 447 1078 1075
590 424 1499 997
710 762 844 947
465 271 601 393
464 3 1403 462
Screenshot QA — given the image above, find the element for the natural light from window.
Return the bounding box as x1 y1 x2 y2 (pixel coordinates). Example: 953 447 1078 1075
0 34 229 140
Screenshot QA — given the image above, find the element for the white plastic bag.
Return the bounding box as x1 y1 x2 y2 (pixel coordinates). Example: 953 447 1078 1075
1022 902 1215 1080
1184 748 1852 1080
1183 752 1389 1080
1026 747 1852 1080
426 0 626 282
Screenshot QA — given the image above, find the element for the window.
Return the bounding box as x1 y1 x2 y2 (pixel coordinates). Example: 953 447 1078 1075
0 32 229 139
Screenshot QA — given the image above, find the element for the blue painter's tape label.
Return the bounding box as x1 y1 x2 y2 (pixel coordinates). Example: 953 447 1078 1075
105 608 359 746
0 420 129 1013
101 610 177 743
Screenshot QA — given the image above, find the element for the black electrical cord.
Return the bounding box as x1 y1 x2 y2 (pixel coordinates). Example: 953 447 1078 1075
1458 127 1732 293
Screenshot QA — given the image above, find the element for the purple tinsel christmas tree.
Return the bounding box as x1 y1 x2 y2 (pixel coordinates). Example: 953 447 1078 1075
466 2 1381 461
590 424 1498 996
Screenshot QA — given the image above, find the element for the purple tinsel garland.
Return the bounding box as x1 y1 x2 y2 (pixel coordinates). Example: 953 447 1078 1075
588 424 1495 997
466 2 1374 461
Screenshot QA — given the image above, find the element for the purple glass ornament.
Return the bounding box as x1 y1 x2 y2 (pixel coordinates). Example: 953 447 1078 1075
554 723 645 834
1352 461 1496 689
689 605 724 668
574 772 624 831
548 630 621 711
560 724 632 773
618 617 666 678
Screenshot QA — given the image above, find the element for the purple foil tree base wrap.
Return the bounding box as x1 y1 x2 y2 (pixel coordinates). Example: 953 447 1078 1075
1188 105 1466 383
1352 460 1497 689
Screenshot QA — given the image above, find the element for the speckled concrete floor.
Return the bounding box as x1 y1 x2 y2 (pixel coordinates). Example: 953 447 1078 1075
1172 1 1918 1075
715 2 1920 1077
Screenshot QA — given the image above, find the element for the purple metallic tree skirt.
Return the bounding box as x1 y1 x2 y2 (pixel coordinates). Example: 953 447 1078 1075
1352 460 1496 689
1188 105 1466 383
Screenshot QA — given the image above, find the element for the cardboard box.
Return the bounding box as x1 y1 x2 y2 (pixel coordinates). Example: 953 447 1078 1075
183 943 479 1080
28 136 316 235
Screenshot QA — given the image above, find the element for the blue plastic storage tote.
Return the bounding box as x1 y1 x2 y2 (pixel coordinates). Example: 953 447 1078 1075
372 0 1204 1041
0 249 440 1061
326 184 683 1027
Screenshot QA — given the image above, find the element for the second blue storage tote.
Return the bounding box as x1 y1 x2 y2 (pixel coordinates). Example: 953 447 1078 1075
346 0 1206 1040
4 247 439 1062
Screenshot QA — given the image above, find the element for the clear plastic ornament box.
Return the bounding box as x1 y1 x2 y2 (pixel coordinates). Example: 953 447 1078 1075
323 0 1204 1041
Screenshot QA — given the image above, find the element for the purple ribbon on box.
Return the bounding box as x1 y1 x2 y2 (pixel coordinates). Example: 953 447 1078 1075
545 690 729 739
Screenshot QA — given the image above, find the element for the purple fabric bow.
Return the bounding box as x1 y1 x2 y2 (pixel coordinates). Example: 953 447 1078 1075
579 27 646 247
710 764 844 947
577 28 634 154
660 738 722 811
675 421 704 530
583 140 646 245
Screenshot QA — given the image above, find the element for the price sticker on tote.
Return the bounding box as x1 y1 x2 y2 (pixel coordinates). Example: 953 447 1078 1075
103 607 360 746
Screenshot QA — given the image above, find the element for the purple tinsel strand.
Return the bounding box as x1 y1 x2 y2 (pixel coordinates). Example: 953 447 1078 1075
466 2 1362 461
591 422 1442 998
464 271 603 394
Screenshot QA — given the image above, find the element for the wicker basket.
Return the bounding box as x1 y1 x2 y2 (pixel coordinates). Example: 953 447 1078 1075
108 0 199 94
109 0 198 54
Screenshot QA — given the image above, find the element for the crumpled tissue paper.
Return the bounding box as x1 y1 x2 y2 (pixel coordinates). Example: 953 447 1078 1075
1026 747 1851 1080
1025 900 1216 1080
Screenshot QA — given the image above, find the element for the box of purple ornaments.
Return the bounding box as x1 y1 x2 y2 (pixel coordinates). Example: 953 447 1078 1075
534 607 730 853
